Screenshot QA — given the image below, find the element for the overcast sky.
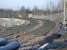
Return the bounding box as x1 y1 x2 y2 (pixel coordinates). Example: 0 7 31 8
0 0 63 10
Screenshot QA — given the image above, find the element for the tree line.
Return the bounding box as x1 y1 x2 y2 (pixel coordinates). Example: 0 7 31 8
0 6 63 18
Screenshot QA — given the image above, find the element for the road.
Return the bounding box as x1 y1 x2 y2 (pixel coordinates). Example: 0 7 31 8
5 18 54 35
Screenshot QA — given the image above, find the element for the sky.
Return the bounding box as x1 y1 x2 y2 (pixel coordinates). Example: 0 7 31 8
0 0 63 10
